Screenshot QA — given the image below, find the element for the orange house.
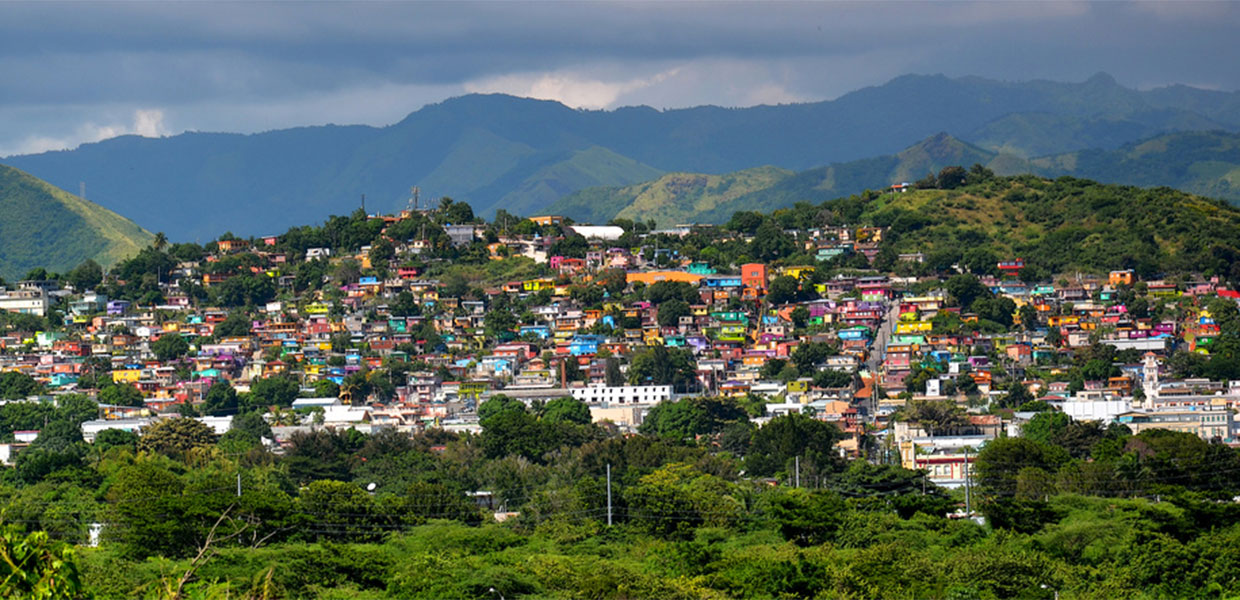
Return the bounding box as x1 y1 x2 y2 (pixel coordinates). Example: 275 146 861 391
626 271 704 285
742 263 768 290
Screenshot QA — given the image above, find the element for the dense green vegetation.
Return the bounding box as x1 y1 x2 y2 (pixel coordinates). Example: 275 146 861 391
10 390 1240 599
0 164 153 281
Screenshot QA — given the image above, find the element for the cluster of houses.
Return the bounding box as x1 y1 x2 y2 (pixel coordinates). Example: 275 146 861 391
3 210 1240 490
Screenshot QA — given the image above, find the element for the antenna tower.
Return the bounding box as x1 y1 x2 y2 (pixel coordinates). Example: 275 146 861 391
407 186 421 213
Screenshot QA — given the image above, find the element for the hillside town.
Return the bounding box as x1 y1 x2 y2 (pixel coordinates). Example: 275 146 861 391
4 190 1240 491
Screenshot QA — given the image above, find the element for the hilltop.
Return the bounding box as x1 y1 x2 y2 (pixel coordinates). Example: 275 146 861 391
551 130 1240 226
805 173 1240 279
0 164 153 281
6 73 1240 239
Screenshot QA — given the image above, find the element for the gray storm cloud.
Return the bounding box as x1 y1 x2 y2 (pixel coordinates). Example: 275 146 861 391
0 1 1236 156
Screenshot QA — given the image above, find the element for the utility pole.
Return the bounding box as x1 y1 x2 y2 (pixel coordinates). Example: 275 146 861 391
236 472 242 498
606 463 613 526
795 456 800 488
963 446 971 515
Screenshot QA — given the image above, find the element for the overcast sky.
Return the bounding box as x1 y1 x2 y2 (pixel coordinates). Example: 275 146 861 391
1 1 1237 157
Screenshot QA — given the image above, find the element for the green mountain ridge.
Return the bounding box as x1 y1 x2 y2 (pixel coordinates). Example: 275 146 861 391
0 164 154 281
830 174 1240 280
549 130 1240 225
7 72 1240 240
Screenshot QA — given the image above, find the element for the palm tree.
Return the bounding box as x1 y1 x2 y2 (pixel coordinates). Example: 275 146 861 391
152 232 169 252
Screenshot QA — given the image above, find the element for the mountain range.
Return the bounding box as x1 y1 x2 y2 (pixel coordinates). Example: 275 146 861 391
547 130 1240 225
6 72 1240 240
0 165 153 282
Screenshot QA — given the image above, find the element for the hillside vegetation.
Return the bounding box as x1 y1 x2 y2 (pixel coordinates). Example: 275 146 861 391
803 174 1240 280
553 131 1240 225
8 72 1240 239
0 164 153 281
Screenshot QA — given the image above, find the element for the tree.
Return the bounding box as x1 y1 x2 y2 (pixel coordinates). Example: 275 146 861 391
623 462 744 538
201 381 239 416
93 428 139 454
368 238 395 264
746 413 843 478
1019 304 1039 330
790 341 834 373
790 306 810 329
813 369 853 389
904 398 968 436
766 275 800 305
646 280 698 305
247 375 299 409
945 273 990 308
639 396 748 440
0 523 86 599
296 480 378 542
627 346 698 393
540 397 592 425
973 437 1065 496
770 488 846 546
1001 380 1034 408
314 379 341 399
66 259 103 292
657 299 691 327
54 394 98 427
1021 411 1071 446
105 460 194 558
0 371 42 400
98 383 143 407
231 410 273 442
937 165 967 189
598 268 628 296
549 233 587 259
485 308 517 340
212 311 251 338
750 219 794 262
478 395 528 424
604 357 624 387
283 429 358 484
150 333 191 361
138 417 217 456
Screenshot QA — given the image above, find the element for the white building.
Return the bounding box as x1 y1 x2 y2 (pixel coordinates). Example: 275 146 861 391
0 286 50 316
567 225 625 241
569 384 673 405
81 417 154 442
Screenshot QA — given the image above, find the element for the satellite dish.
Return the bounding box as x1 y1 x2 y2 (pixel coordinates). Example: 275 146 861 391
366 482 377 492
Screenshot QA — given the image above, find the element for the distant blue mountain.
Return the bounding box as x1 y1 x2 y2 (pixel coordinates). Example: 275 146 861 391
6 73 1239 240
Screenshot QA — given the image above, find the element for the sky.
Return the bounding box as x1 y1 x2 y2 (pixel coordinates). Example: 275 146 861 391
1 1 1237 157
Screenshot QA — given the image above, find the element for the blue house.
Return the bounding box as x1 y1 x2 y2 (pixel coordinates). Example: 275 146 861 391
519 325 551 339
568 335 604 356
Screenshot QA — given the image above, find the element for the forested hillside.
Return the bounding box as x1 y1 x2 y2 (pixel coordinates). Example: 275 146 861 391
0 164 153 281
761 171 1240 281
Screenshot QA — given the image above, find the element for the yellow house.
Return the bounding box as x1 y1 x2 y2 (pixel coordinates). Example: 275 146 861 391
896 321 932 334
781 265 816 280
112 369 142 383
523 278 555 292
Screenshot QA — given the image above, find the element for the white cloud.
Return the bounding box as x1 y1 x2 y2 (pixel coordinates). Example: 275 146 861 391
0 108 167 157
463 68 680 110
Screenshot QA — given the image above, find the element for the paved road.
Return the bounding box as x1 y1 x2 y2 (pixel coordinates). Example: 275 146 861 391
864 300 901 416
